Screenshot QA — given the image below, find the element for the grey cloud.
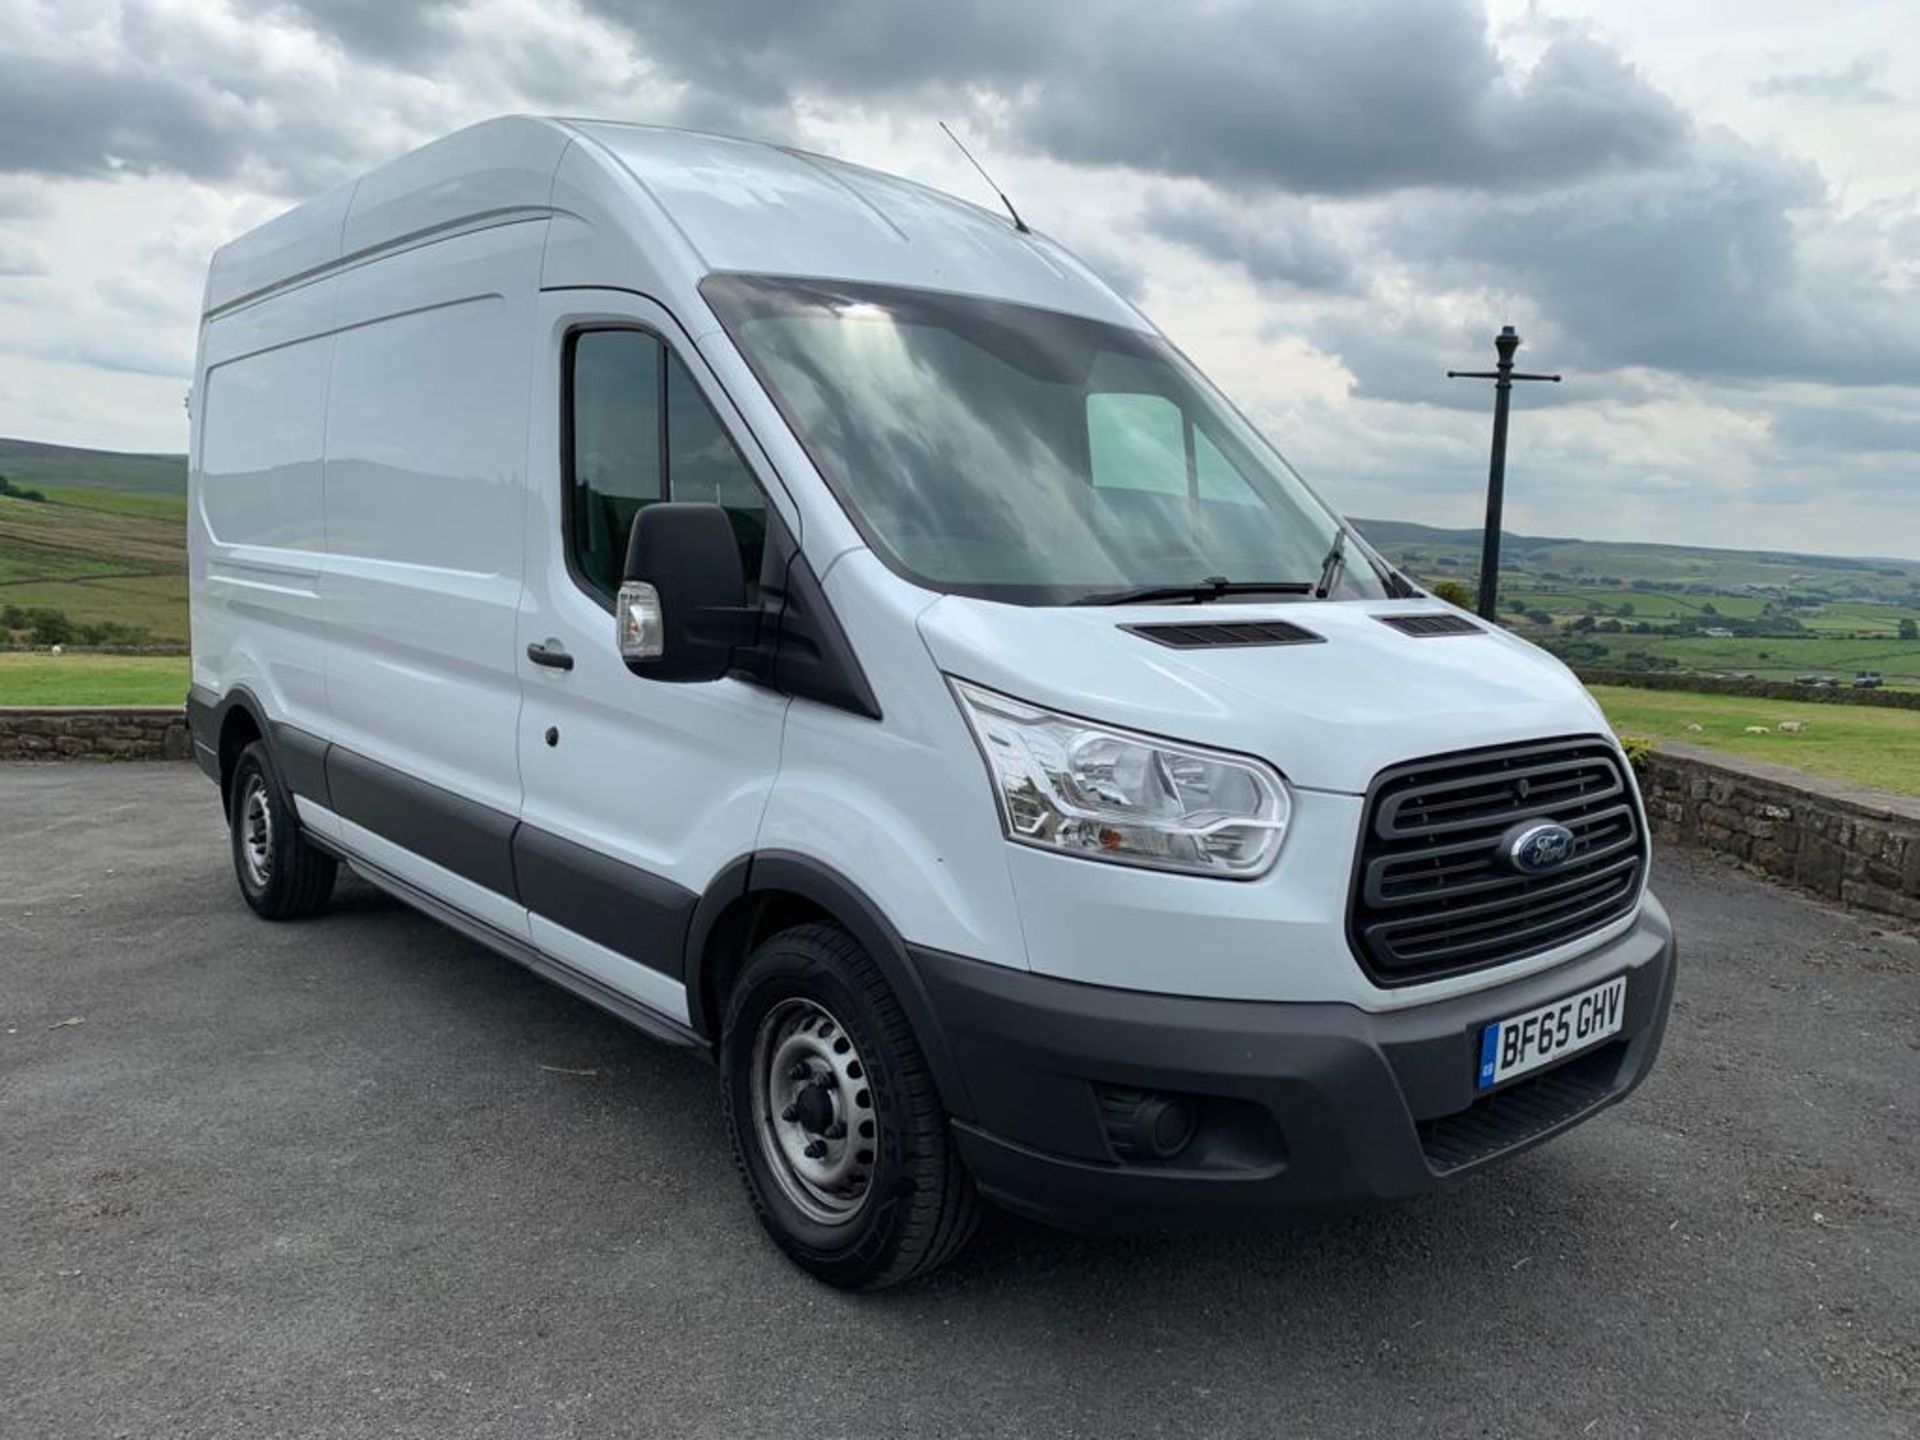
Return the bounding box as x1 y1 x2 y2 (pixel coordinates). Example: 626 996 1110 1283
0 55 247 180
577 0 1686 197
1376 135 1920 388
1144 190 1352 292
0 0 1689 206
1752 57 1897 105
239 0 461 63
1769 398 1920 455
0 236 49 278
1008 19 1686 196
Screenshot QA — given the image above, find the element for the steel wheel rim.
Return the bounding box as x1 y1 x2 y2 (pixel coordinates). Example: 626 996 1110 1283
239 776 273 889
750 997 876 1226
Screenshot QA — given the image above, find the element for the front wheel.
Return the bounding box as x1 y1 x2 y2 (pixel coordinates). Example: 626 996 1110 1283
228 740 336 920
719 923 980 1289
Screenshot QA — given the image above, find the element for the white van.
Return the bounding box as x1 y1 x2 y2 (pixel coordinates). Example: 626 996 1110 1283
186 117 1675 1289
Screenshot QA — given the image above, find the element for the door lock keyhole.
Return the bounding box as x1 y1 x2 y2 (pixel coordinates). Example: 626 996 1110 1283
544 726 559 748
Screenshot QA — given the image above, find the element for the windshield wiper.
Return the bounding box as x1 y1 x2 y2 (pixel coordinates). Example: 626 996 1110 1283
1315 530 1347 599
1071 575 1316 606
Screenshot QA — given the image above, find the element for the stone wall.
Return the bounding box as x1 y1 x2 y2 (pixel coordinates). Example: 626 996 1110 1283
1578 668 1920 711
1636 742 1920 924
0 707 192 762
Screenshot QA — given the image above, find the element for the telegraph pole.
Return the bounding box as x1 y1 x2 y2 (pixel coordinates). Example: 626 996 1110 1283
1448 326 1560 620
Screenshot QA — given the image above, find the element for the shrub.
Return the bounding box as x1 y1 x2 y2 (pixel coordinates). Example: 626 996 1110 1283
1614 733 1658 772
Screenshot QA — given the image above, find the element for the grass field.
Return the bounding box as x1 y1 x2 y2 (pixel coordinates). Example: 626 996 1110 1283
0 652 190 707
1558 631 1920 687
1507 586 1770 621
0 490 188 643
1589 684 1920 797
36 486 188 522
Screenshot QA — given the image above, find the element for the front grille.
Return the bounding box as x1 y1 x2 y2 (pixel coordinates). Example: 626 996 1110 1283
1122 620 1323 649
1349 738 1646 986
1417 1041 1624 1173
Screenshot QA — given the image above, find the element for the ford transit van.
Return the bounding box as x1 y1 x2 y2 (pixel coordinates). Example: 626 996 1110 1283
186 117 1676 1289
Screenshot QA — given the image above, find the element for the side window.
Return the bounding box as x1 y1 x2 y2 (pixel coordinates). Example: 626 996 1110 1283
567 328 768 602
569 331 663 598
1087 392 1187 495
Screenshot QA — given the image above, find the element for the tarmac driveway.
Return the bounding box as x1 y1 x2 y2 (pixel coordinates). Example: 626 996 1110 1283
2 763 1915 1438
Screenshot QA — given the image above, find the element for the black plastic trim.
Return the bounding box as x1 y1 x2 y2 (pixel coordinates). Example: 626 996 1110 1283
324 746 520 899
681 851 975 1122
924 898 1676 1232
1346 735 1648 987
1377 612 1482 637
513 824 697 981
269 721 331 807
756 512 882 720
185 685 220 783
1122 620 1324 650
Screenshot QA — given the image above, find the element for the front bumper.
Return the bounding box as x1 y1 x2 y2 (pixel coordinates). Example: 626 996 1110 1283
914 895 1676 1232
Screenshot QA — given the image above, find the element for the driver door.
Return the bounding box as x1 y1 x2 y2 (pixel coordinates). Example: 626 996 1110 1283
513 290 795 1025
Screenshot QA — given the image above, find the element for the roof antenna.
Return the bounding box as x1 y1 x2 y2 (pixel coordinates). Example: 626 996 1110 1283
939 121 1030 233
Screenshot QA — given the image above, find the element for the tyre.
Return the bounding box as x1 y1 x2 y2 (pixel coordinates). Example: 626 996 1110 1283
228 739 337 920
719 922 981 1289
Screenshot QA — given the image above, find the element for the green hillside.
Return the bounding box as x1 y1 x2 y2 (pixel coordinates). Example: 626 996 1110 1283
1355 517 1920 690
0 438 185 496
0 441 189 650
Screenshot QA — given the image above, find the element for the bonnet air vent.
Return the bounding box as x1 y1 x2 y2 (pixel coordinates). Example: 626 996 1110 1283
1122 621 1325 650
1377 613 1483 638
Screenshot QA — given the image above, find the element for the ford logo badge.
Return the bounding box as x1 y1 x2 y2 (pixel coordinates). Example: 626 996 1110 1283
1504 821 1576 874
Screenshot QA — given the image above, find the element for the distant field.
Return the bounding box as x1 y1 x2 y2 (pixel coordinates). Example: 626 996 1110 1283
37 486 189 522
0 652 190 707
1507 586 1769 621
1363 517 1920 603
1559 631 1920 687
0 490 188 645
1590 684 1920 797
0 574 189 644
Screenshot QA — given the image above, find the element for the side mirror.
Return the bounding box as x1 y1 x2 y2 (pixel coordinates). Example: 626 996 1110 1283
617 502 751 682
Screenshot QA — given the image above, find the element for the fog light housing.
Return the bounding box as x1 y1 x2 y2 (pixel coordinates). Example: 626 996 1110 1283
1098 1087 1199 1164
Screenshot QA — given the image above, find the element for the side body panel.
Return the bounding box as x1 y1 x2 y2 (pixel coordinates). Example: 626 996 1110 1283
319 220 546 840
755 550 1030 972
191 274 341 752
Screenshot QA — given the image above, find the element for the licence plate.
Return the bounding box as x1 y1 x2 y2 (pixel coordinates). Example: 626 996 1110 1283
1477 975 1627 1090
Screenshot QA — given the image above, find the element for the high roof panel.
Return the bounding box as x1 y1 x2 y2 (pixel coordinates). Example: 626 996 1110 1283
568 122 1140 326
203 116 1141 329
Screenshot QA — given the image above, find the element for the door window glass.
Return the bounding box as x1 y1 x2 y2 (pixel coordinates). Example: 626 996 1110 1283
568 330 767 600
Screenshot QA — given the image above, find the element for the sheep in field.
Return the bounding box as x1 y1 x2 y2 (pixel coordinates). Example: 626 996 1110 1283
1742 725 1771 735
1684 723 1704 733
1777 720 1807 733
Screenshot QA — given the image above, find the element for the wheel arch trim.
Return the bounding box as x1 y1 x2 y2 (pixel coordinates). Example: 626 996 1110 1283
685 850 981 1123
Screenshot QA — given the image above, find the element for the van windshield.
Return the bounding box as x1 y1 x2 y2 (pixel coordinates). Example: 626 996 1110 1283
702 274 1387 605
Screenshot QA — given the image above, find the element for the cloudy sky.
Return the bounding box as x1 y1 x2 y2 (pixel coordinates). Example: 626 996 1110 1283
1 0 1916 559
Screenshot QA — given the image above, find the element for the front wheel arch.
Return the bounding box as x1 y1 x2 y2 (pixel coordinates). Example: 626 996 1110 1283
686 852 979 1127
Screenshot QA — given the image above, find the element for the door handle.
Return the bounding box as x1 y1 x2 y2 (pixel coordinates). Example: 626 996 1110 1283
526 639 574 671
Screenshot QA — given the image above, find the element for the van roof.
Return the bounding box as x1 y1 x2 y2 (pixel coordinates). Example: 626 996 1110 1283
203 115 1139 328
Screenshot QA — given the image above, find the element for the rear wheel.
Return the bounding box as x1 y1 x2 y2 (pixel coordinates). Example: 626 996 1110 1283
228 740 336 920
720 923 980 1289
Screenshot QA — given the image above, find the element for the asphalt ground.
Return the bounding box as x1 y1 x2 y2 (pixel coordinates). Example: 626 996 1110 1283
2 762 1915 1439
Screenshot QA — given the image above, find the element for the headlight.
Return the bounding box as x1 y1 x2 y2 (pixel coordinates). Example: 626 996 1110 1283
949 679 1291 878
